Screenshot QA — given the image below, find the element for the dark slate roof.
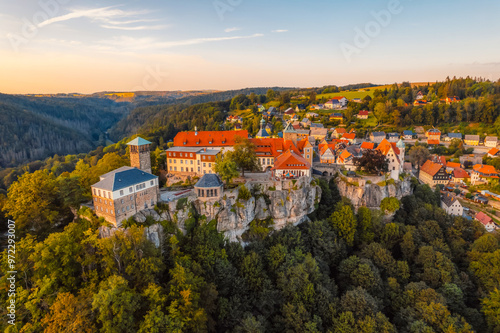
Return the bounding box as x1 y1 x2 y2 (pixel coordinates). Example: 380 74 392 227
372 131 386 137
92 167 157 191
441 192 457 207
448 133 462 139
195 174 223 188
403 130 414 135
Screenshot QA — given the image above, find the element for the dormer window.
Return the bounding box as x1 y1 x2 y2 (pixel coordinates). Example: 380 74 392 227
183 141 187 145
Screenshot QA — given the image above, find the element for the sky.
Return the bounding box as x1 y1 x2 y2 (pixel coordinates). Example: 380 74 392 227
0 0 499 94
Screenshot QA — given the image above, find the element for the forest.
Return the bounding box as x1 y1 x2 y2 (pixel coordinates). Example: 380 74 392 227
1 170 500 332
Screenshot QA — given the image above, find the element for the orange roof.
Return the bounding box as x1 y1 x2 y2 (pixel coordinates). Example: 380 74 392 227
360 142 375 150
330 96 346 100
427 140 440 145
273 150 311 170
342 133 356 140
376 139 400 156
453 168 469 179
421 160 444 176
334 128 347 134
489 148 500 156
446 162 461 169
251 138 307 158
358 111 369 116
174 130 248 147
338 150 352 163
476 212 493 226
473 164 498 175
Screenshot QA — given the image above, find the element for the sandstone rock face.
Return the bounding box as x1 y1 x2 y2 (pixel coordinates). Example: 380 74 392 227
134 177 321 243
98 224 164 250
336 177 413 209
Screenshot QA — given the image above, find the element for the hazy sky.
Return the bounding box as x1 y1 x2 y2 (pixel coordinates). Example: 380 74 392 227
1 0 499 94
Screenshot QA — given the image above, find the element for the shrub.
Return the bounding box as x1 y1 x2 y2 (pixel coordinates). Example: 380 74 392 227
380 197 400 213
237 185 252 201
176 197 188 211
241 218 274 242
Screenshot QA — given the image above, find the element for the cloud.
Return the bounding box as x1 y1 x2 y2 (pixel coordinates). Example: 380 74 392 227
224 27 241 33
36 6 164 31
100 24 167 31
99 33 264 50
272 29 288 33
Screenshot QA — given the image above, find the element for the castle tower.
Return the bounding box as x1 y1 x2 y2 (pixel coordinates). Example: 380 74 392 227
127 137 152 174
283 121 298 146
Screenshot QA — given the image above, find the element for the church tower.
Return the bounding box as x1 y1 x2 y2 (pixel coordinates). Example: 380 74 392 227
127 137 152 174
283 121 298 146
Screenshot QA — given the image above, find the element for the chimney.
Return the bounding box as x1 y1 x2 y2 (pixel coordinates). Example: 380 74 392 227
195 126 198 136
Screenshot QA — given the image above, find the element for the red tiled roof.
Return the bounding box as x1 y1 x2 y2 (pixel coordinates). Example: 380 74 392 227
489 148 500 156
360 142 375 150
273 150 311 170
338 150 352 163
473 164 498 174
358 111 369 116
376 139 400 156
329 96 346 100
174 130 248 147
427 139 440 145
453 168 469 179
342 133 356 140
476 212 493 226
446 162 461 169
334 128 347 134
421 160 444 177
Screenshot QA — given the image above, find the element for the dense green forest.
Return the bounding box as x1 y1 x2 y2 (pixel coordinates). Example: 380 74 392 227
1 173 500 332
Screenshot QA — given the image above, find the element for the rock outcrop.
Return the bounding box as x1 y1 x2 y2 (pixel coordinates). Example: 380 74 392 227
98 223 165 249
336 177 413 209
133 177 321 243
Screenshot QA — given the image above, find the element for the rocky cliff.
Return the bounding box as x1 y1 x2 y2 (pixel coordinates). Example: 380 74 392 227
132 177 321 243
336 177 413 209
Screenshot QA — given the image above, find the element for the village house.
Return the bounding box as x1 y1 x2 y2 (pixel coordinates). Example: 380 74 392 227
426 128 441 144
441 192 464 217
330 113 343 122
341 133 356 144
464 135 480 146
319 144 336 164
485 136 498 148
387 133 400 143
227 115 243 123
446 161 461 173
446 133 463 142
166 147 221 176
403 130 414 140
309 122 324 128
324 96 347 109
357 111 369 119
414 100 428 106
416 91 425 100
419 160 449 187
471 164 499 185
475 212 498 232
488 148 500 158
451 168 470 184
300 118 311 128
332 127 347 139
91 137 159 226
360 141 375 150
376 139 406 179
284 108 295 115
305 112 319 119
310 127 328 141
295 104 306 112
272 150 312 178
445 96 460 104
370 131 386 144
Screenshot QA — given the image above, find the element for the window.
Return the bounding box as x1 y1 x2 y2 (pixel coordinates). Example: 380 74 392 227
307 155 310 159
131 205 134 209
151 199 154 205
169 159 172 163
150 180 154 186
203 163 206 167
180 160 183 164
190 153 193 157
104 200 107 205
120 190 124 196
174 159 176 163
181 167 184 172
93 189 96 195
129 187 133 193
174 167 177 171
170 166 172 171
209 163 212 168
121 199 124 204
190 160 193 165
131 196 133 201
198 167 200 172
126 206 129 211
191 168 194 172
98 190 101 196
